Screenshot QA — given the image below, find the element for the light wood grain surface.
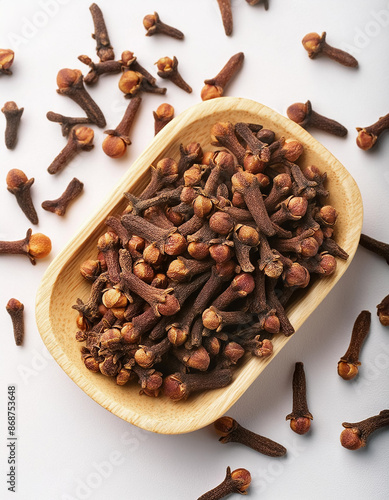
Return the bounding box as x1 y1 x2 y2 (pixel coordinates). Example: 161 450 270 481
35 97 363 434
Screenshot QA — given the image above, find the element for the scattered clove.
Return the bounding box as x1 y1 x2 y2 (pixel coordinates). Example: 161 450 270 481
153 103 174 135
197 466 251 500
42 178 84 216
89 3 114 62
6 298 24 346
0 49 14 75
338 310 371 380
46 111 92 137
0 229 51 265
246 0 269 8
341 410 389 450
302 32 358 67
47 126 94 175
356 113 389 150
214 416 287 456
156 57 192 93
216 0 233 36
56 68 106 127
201 52 244 101
359 234 389 265
287 100 347 137
2 101 24 149
118 70 166 98
286 362 313 435
102 96 141 158
143 12 184 39
377 295 389 327
6 169 38 224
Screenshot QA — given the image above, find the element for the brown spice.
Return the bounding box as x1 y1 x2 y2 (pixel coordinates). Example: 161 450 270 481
287 100 347 137
0 229 51 265
214 416 287 456
216 0 233 36
42 178 84 216
143 12 184 39
6 169 38 224
286 362 313 434
197 467 251 500
201 53 244 101
153 103 174 135
89 3 114 62
47 126 94 175
356 113 389 150
0 49 14 75
6 298 24 345
338 310 371 380
341 410 389 450
102 97 141 158
56 69 106 127
377 295 389 326
46 111 92 137
2 101 23 149
302 32 358 67
156 57 192 93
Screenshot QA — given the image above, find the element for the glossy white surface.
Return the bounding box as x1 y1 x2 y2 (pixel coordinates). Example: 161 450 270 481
0 0 388 499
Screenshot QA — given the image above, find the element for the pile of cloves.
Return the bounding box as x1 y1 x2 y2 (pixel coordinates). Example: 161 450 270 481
73 120 347 399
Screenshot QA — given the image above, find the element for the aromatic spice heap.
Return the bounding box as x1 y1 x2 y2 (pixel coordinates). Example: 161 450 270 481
73 121 347 400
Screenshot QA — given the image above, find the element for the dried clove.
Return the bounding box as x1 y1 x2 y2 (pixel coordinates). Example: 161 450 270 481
0 49 14 75
153 103 174 135
6 298 24 346
216 0 233 36
286 362 313 434
246 0 269 8
2 101 23 149
359 233 389 264
78 55 121 85
0 229 51 265
163 369 233 401
197 467 251 500
302 32 358 67
47 126 94 175
102 97 141 158
338 310 371 380
89 3 114 62
377 295 389 326
42 178 84 216
356 113 389 150
341 410 389 450
56 69 106 127
118 70 166 98
120 51 157 85
143 12 184 39
287 100 347 137
214 416 287 456
6 169 38 224
46 111 92 137
156 57 192 93
201 52 244 101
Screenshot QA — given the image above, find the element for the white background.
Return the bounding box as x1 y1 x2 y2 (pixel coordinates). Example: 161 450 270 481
0 0 389 499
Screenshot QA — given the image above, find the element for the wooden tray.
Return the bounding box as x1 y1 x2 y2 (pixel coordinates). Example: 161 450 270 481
36 97 363 434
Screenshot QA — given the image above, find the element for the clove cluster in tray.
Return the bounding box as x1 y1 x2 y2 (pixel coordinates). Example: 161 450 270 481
73 121 348 400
